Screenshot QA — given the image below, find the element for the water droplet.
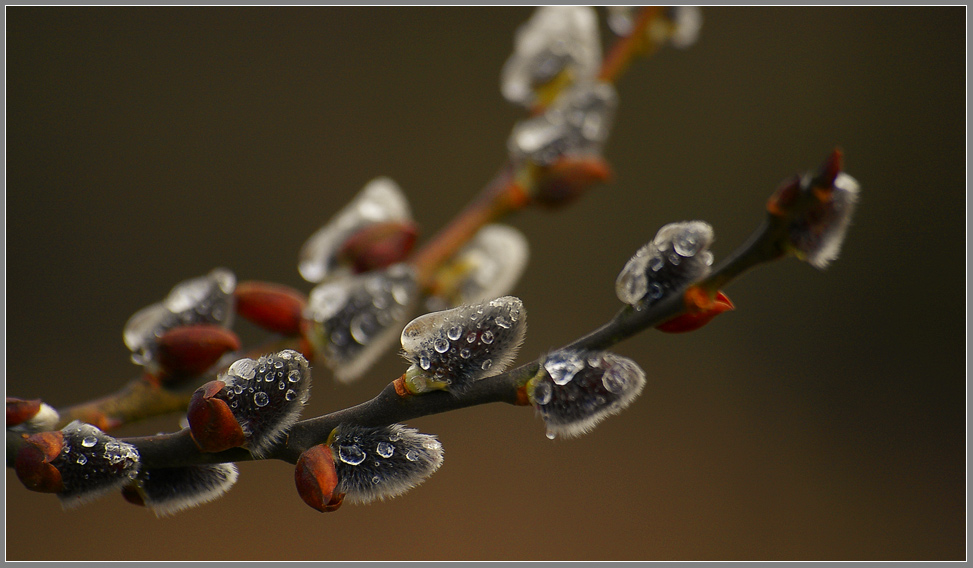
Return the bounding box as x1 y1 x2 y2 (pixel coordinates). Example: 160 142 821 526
350 312 375 345
285 389 297 401
406 449 419 462
648 256 665 272
546 429 557 440
76 454 88 465
481 330 495 344
701 250 714 266
544 354 585 385
447 326 463 341
228 359 257 381
371 476 381 485
274 360 284 369
419 356 431 371
264 371 275 382
667 252 682 266
278 380 286 390
391 284 410 306
81 436 98 448
466 332 477 343
233 384 244 395
533 380 553 405
254 392 270 407
372 293 390 310
376 441 394 458
230 400 238 409
647 282 665 300
288 370 301 383
388 430 402 442
495 316 511 329
331 329 349 347
338 444 366 466
460 348 471 359
434 337 449 353
481 359 493 371
674 235 698 257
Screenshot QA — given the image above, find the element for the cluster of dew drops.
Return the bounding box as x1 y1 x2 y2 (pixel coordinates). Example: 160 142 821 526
335 429 441 486
224 353 306 412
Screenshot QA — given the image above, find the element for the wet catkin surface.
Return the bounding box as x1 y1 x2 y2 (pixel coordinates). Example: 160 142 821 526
6 7 965 561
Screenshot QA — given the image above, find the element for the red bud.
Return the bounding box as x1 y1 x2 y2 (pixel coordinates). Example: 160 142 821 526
813 148 843 189
156 325 241 380
532 156 612 209
337 220 419 274
6 397 42 427
187 380 247 453
14 431 65 493
234 281 308 336
767 175 802 217
295 444 342 513
657 291 734 333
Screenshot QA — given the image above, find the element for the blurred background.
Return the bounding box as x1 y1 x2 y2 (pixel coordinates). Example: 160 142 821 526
6 6 965 561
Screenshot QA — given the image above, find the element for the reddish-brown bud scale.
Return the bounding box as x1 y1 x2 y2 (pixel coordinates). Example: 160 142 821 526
155 325 241 380
187 380 247 453
6 397 42 427
657 290 734 333
337 220 419 274
295 444 341 513
235 281 309 336
767 176 802 217
392 375 411 398
515 384 531 406
532 155 612 209
14 431 65 493
813 148 843 188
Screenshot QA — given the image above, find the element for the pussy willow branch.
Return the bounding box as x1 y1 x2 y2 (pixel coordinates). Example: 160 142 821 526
32 6 666 434
6 207 785 470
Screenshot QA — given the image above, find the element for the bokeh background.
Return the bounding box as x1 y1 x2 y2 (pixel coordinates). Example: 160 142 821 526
6 6 965 561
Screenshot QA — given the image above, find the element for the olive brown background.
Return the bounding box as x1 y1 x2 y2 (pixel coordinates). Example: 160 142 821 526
5 6 966 561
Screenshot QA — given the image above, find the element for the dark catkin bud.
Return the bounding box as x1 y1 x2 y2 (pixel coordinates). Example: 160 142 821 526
122 463 239 517
500 6 601 108
328 424 444 504
209 350 312 458
778 169 859 269
400 296 527 394
15 421 141 507
123 268 236 370
508 82 618 167
616 221 715 307
527 350 646 439
304 263 418 383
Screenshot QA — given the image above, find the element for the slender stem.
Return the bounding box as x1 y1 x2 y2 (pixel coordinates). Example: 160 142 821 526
411 166 528 290
5 204 798 471
599 6 663 83
52 336 304 431
55 377 193 431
